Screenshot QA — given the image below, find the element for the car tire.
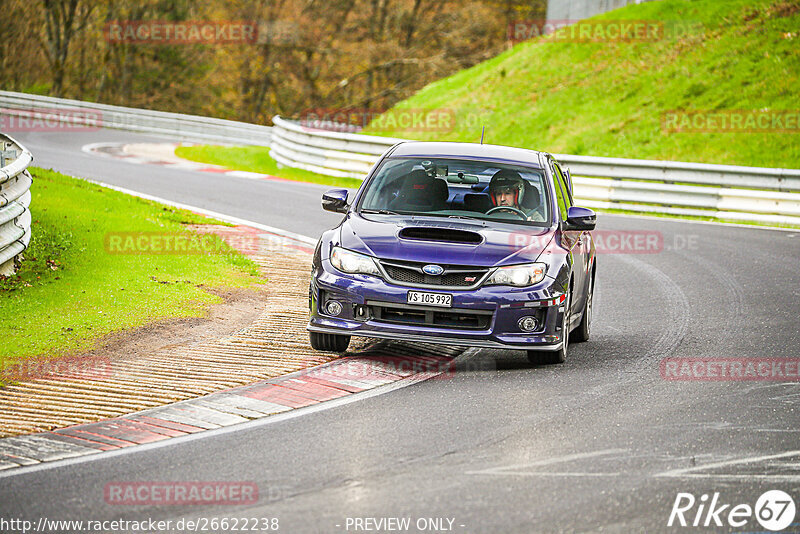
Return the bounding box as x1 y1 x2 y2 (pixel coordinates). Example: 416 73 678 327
309 331 351 352
571 273 593 343
527 290 570 365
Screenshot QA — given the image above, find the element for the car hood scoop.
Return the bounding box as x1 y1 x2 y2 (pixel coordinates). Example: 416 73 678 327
339 214 554 267
398 226 483 245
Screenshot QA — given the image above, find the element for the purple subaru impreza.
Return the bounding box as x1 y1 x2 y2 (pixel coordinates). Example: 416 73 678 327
307 142 596 364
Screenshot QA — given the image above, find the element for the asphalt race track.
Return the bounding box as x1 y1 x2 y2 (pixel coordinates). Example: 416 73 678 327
2 127 799 533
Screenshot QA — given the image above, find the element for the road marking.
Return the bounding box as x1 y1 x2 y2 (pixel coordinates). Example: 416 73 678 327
465 448 628 477
70 176 317 246
227 170 274 180
82 142 294 184
655 450 800 480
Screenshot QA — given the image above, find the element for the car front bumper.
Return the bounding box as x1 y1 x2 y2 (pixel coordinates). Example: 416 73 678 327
308 262 568 351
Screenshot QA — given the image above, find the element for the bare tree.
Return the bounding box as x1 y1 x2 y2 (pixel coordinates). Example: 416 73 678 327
41 0 94 96
2 0 538 122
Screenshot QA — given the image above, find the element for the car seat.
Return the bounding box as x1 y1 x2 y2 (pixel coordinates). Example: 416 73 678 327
463 193 492 213
388 170 448 212
521 186 541 211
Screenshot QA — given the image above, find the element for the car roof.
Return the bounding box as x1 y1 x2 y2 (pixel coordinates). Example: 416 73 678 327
388 141 546 169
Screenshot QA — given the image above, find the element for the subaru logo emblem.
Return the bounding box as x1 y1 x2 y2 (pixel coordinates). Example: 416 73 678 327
422 264 444 276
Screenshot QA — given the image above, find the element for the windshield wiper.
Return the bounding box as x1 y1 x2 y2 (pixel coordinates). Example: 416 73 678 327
361 209 402 216
449 215 487 226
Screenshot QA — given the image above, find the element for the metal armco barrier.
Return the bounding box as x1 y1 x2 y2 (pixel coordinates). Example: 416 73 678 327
0 91 272 146
270 115 800 225
0 134 33 276
1 94 797 226
270 115 403 178
546 0 657 23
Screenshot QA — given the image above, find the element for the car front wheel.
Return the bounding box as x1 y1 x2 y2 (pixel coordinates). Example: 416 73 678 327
571 273 593 343
527 290 570 365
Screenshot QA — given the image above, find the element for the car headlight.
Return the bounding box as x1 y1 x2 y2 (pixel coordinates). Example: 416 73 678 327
330 246 380 276
485 262 547 287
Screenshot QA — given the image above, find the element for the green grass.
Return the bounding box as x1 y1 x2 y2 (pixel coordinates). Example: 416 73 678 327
175 145 364 189
363 0 800 168
0 168 262 370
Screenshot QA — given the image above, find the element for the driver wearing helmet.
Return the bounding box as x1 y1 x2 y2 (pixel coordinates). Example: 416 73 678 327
487 169 544 222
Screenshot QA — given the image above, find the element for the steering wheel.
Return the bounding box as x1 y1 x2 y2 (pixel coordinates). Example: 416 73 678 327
486 206 528 220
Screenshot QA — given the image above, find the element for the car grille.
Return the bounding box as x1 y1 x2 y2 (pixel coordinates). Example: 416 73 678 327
368 301 493 330
380 260 489 288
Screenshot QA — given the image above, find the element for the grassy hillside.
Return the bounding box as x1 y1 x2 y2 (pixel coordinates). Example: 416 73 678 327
364 0 800 168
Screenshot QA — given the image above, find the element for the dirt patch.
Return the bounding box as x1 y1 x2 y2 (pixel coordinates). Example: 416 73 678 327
80 285 270 364
769 0 800 18
0 226 368 437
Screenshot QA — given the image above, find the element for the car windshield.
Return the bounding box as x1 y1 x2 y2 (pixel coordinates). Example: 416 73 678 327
358 157 550 226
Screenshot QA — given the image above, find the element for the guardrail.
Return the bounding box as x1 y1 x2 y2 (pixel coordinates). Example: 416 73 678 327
0 134 33 276
270 115 800 225
0 91 272 146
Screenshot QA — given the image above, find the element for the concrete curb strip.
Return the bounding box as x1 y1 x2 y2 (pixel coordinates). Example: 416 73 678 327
0 345 463 471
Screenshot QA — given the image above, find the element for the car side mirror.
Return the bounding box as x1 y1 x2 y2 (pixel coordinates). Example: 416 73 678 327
563 206 596 231
322 189 349 213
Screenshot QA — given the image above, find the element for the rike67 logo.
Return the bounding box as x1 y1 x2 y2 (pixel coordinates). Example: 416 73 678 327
668 490 796 531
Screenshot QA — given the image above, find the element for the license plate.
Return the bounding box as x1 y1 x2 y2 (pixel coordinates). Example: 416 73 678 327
407 291 452 307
